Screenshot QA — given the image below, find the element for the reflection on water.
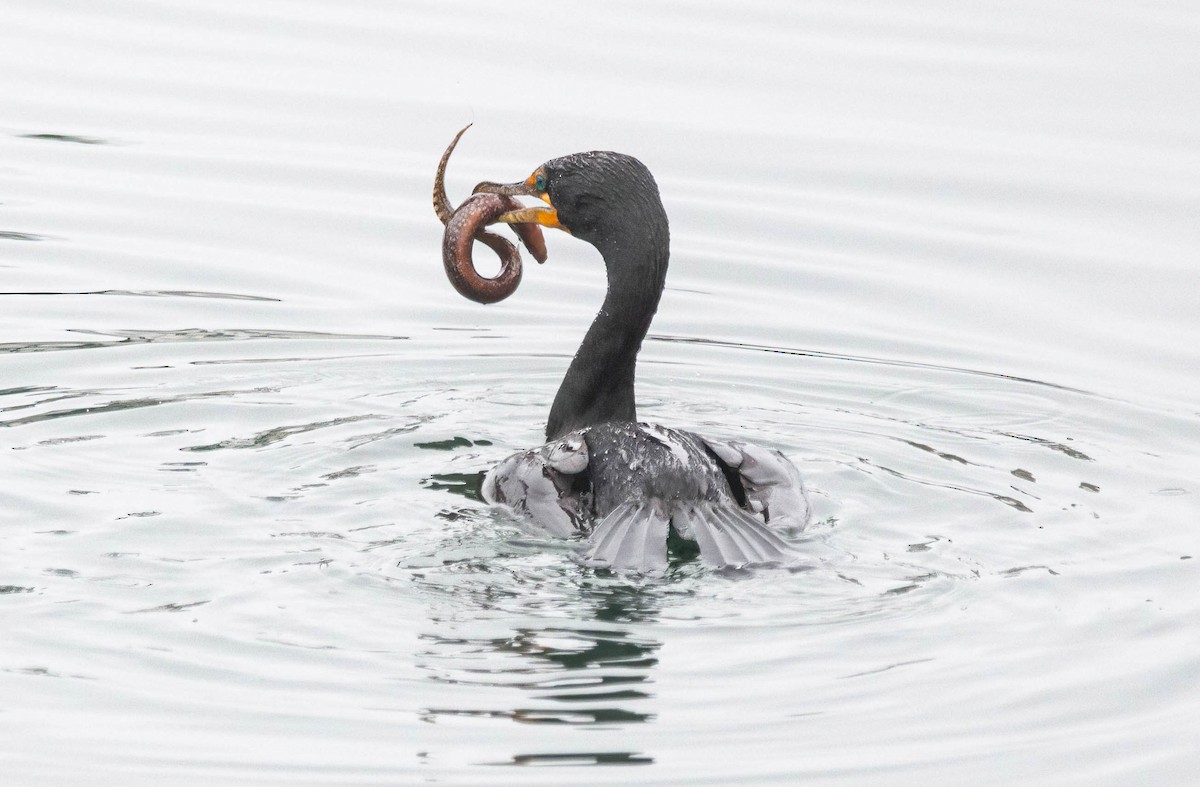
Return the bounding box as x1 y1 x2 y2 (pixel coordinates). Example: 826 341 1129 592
649 333 1091 392
0 289 281 301
18 132 108 145
0 327 407 355
0 230 45 241
496 751 654 767
414 562 668 765
422 470 485 500
412 478 673 754
3 0 1199 782
419 623 659 726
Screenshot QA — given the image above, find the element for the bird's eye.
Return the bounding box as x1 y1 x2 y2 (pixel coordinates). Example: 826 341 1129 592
535 173 547 192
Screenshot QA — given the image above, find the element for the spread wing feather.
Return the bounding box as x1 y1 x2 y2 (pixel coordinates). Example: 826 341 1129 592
700 437 811 531
675 502 794 568
581 501 670 574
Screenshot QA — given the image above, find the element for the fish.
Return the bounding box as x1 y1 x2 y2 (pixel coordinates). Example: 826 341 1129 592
433 124 546 304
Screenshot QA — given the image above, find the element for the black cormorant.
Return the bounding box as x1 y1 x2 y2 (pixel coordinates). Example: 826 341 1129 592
446 143 810 573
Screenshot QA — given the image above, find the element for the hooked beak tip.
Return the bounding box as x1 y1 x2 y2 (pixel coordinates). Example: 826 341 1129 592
473 180 534 197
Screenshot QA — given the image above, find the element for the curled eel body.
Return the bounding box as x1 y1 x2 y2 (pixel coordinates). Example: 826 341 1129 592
442 193 526 304
433 125 546 304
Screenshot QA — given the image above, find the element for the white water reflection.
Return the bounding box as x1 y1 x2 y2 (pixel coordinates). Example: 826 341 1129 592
2 1 1199 784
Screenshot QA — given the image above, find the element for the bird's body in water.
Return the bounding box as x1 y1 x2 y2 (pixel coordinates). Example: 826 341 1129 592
445 142 810 572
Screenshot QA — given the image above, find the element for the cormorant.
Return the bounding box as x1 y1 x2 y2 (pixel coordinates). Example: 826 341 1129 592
446 142 810 573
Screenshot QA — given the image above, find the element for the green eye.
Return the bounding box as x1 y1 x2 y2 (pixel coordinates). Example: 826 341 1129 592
535 173 547 192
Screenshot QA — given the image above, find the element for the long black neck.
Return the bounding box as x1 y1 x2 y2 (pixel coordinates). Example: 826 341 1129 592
545 229 668 441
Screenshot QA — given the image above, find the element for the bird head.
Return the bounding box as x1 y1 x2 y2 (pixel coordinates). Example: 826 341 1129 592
474 151 667 253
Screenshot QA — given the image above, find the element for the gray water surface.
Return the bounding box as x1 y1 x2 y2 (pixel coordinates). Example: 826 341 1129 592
3 1 1199 784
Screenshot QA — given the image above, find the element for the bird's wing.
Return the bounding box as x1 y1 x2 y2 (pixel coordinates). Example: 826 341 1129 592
700 437 811 531
672 502 794 568
582 497 795 573
580 501 670 574
481 432 590 538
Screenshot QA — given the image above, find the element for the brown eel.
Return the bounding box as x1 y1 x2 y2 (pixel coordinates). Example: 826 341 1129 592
434 125 546 304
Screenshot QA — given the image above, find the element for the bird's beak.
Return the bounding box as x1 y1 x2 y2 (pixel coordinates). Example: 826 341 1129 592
473 171 568 233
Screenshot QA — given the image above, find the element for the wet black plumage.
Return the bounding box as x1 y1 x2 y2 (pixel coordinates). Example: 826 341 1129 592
539 152 669 440
476 151 810 573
